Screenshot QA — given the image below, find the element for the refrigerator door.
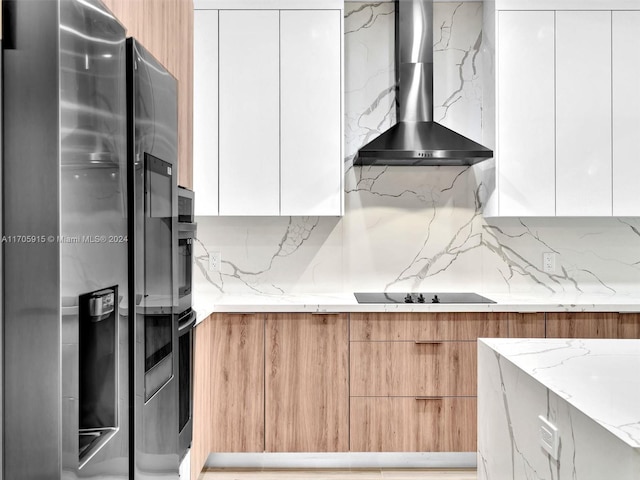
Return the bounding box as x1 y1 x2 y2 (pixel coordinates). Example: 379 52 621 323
3 1 62 475
127 38 180 479
3 0 129 478
59 2 130 477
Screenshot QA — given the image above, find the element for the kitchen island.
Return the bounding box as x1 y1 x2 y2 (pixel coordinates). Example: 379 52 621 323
478 338 640 480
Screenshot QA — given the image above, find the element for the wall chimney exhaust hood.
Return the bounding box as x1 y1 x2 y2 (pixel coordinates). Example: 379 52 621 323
354 0 493 166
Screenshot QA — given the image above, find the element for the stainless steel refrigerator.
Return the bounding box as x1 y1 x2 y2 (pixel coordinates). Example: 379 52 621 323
126 37 180 480
2 0 180 478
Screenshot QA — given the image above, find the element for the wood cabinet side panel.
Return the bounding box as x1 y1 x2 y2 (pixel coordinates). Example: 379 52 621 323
191 316 213 480
265 313 349 452
210 314 265 452
350 312 508 341
102 0 193 188
350 341 477 397
178 0 194 189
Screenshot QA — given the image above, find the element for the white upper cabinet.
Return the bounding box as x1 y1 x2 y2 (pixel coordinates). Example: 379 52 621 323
218 10 280 215
485 1 640 217
280 10 342 216
555 11 612 216
613 11 640 216
496 10 555 216
193 0 344 216
193 9 218 216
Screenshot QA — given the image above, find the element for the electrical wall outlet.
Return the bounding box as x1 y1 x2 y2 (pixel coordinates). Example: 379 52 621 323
543 252 556 273
208 251 221 272
538 415 560 460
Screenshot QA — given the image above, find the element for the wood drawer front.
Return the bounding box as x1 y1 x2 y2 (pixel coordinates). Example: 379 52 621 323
508 312 546 337
619 314 640 338
546 312 640 338
350 341 476 397
350 397 476 452
350 312 508 341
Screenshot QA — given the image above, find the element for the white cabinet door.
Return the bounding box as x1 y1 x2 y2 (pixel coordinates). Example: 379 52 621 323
497 11 555 216
555 11 612 216
280 10 342 216
613 11 640 216
218 10 280 215
193 10 219 215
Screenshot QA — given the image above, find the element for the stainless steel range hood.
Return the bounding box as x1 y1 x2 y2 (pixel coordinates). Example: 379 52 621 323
354 0 493 166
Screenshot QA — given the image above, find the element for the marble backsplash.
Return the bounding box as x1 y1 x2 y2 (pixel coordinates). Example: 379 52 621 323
194 1 640 297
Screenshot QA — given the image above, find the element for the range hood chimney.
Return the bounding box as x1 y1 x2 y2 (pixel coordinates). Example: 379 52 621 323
354 0 493 166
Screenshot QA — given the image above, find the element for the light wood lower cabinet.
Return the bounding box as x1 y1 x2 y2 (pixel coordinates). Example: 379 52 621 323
210 313 265 452
197 312 349 459
546 312 640 338
349 312 514 453
192 310 638 472
350 397 476 452
265 313 349 452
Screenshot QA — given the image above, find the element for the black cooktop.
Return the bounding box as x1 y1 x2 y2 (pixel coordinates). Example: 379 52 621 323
354 292 495 304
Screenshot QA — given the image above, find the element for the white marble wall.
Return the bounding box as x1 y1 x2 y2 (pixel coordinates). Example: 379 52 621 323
194 2 640 297
477 340 640 480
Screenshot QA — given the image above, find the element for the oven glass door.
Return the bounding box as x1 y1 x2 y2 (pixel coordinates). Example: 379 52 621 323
178 323 192 432
144 314 172 373
178 192 194 223
177 236 192 298
143 313 173 401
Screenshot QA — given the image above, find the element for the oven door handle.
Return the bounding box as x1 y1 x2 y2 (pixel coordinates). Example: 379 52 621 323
178 223 197 234
178 310 197 333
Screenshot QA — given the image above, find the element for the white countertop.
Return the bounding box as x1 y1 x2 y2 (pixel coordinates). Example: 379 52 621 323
193 289 640 325
480 338 640 449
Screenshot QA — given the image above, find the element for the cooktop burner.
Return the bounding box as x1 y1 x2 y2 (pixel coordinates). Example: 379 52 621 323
354 292 495 304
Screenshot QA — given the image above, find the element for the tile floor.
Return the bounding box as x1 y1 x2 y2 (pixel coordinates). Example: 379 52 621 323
201 469 477 480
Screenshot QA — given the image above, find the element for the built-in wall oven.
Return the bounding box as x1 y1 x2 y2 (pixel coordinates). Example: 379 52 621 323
128 38 180 478
177 186 196 459
177 187 195 313
177 308 196 458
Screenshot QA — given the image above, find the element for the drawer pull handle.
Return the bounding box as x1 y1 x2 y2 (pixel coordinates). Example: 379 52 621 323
414 341 442 345
415 396 443 401
311 312 341 315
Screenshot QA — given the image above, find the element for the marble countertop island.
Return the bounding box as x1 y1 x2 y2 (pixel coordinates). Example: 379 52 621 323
478 338 640 480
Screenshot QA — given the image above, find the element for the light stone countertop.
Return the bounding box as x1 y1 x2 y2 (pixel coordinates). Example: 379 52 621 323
479 338 640 449
193 288 640 325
